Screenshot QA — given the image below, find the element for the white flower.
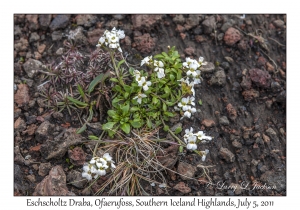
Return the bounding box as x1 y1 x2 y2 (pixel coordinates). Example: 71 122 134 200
103 153 113 162
90 157 99 164
195 131 212 142
133 70 141 80
117 29 125 39
82 171 92 181
138 77 151 91
193 70 201 84
156 68 165 78
201 149 209 161
82 163 90 172
96 162 108 176
141 56 152 66
186 139 197 150
182 106 196 118
154 60 164 69
199 56 207 66
187 96 195 106
184 127 196 143
97 168 106 176
178 97 189 110
183 57 194 68
133 93 147 104
111 162 116 169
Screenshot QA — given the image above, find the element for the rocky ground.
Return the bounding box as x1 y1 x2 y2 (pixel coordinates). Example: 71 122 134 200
14 14 286 196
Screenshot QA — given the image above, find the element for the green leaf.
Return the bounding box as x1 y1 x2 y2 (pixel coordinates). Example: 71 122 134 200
114 85 122 92
117 59 125 69
154 54 164 59
120 123 130 134
130 120 142 128
169 74 175 81
130 106 139 112
163 103 167 112
88 135 99 140
77 84 85 99
110 78 119 83
123 85 132 93
107 110 118 118
164 86 171 94
67 96 88 107
76 123 87 134
146 118 152 128
163 125 169 131
198 99 202 106
164 111 174 117
121 103 130 114
87 109 94 121
179 146 183 153
88 73 104 94
102 122 116 130
174 126 182 134
124 92 129 99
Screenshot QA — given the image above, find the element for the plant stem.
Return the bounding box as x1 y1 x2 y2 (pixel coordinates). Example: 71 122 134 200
160 115 185 146
110 52 124 86
93 131 106 157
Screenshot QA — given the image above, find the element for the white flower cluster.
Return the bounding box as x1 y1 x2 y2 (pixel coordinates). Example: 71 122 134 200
96 27 125 52
132 70 152 104
177 56 207 120
141 56 166 79
82 153 116 181
184 127 212 152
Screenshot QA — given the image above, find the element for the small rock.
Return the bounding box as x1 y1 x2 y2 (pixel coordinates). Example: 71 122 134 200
232 140 242 149
49 14 70 31
193 25 203 35
224 27 242 46
262 134 270 143
29 32 40 43
257 56 267 66
68 27 88 45
75 14 98 27
238 39 248 51
26 174 36 183
271 81 281 92
81 187 92 196
68 147 86 166
219 147 235 163
112 14 126 20
67 170 87 189
209 68 226 86
38 162 52 176
184 15 202 30
39 14 52 30
33 165 75 196
240 76 252 90
51 30 62 41
23 124 37 136
242 89 260 101
173 182 191 194
176 24 185 33
195 35 206 43
276 91 286 103
230 183 242 195
25 115 36 124
35 121 55 143
273 20 285 28
177 162 197 180
56 48 64 55
201 119 216 128
132 15 162 29
202 16 216 34
124 36 131 46
34 52 42 60
14 37 29 52
173 14 185 24
41 128 87 160
26 14 39 30
221 20 234 32
265 100 273 109
37 44 46 54
266 62 275 72
200 62 215 73
87 28 106 45
219 116 230 125
249 68 271 88
23 58 42 78
14 117 26 132
52 111 63 119
133 33 156 54
14 25 22 36
14 84 30 106
226 103 237 121
184 47 195 56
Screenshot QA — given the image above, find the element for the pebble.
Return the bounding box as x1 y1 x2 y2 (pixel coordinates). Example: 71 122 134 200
209 68 226 86
14 117 26 132
29 32 40 43
232 140 242 149
35 121 55 143
173 14 185 24
23 58 42 78
131 14 162 29
202 16 216 34
249 68 271 88
39 14 52 30
133 33 156 53
223 27 242 46
66 170 87 189
219 116 230 125
173 182 191 194
219 147 235 163
87 28 105 45
26 14 39 30
75 14 98 27
49 14 70 31
201 119 216 127
14 84 30 106
51 30 62 41
56 48 64 55
273 19 285 28
38 162 52 176
276 91 286 102
177 161 197 180
112 14 126 20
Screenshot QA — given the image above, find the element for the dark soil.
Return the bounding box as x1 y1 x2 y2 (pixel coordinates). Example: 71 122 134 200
14 14 286 196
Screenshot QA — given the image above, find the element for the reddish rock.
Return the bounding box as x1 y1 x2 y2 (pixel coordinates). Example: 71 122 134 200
131 15 162 29
33 165 75 196
30 144 41 152
180 33 186 40
35 121 55 143
26 14 39 30
226 103 237 121
195 35 206 43
257 56 267 66
14 37 29 52
279 68 286 79
75 14 98 27
14 117 26 132
133 33 156 54
240 76 252 90
38 163 52 176
219 147 235 163
184 47 195 56
124 36 131 46
273 19 285 28
224 27 242 46
176 24 185 33
34 52 42 60
23 124 38 136
173 182 191 194
68 147 86 166
14 84 30 106
37 44 46 54
249 68 271 88
201 119 216 128
237 39 248 51
87 28 106 45
177 162 196 180
266 62 275 72
185 15 202 30
242 89 260 101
